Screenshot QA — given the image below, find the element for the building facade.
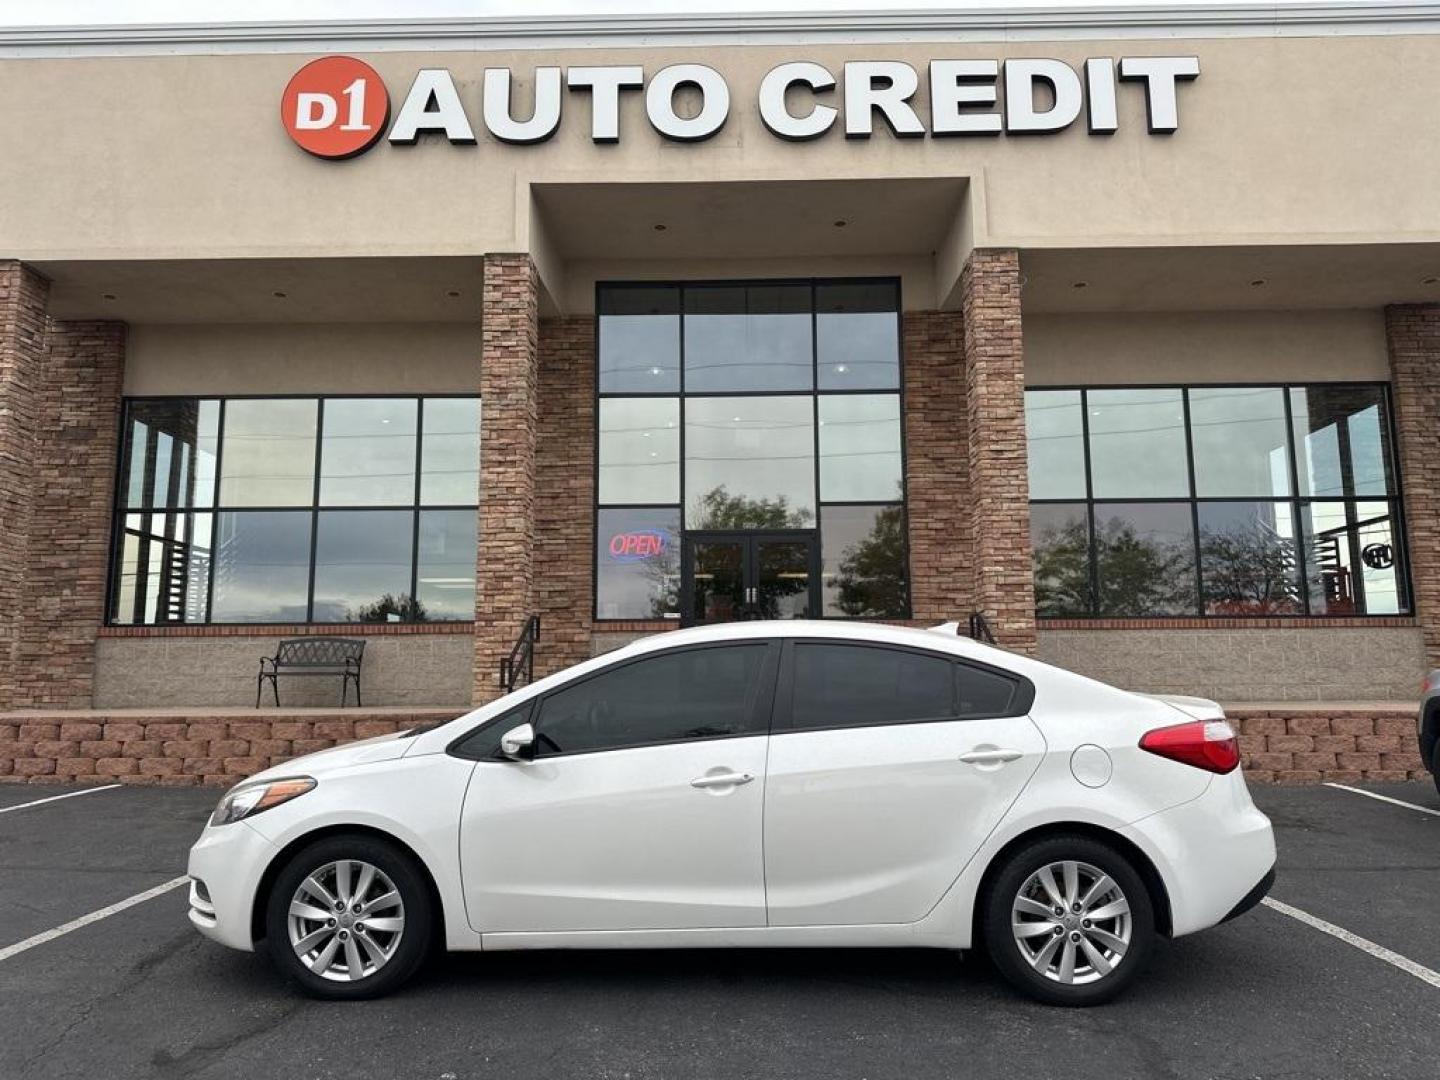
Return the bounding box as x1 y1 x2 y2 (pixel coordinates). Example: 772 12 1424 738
3 3 1440 732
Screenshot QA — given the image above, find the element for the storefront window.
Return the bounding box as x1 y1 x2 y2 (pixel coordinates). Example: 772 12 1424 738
109 396 480 624
595 279 908 620
1024 383 1408 618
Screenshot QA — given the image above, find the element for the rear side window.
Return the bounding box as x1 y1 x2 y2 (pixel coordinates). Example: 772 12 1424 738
786 643 954 730
958 663 1021 717
533 643 772 757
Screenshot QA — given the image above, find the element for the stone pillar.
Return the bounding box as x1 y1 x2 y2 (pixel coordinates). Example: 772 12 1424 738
0 261 50 707
15 321 126 708
961 249 1037 654
535 316 595 675
903 310 973 622
474 254 540 702
1385 304 1440 668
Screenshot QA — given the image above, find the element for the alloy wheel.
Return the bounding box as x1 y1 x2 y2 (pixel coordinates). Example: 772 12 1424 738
287 859 406 983
1010 859 1132 985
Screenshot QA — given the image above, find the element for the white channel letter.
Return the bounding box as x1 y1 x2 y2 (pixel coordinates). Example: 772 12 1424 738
388 69 477 145
567 66 645 143
843 62 925 138
1004 59 1084 134
1085 59 1119 134
758 62 838 141
484 67 563 144
1119 56 1200 134
645 64 730 141
930 60 1001 136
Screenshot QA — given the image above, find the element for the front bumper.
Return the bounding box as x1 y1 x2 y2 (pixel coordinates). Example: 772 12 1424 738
186 820 279 952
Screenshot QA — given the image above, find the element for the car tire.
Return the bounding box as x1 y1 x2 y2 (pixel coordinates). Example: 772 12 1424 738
1432 744 1440 797
982 834 1155 1007
264 833 433 1000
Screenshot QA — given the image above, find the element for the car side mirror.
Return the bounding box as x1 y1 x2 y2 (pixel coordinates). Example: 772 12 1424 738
499 722 536 762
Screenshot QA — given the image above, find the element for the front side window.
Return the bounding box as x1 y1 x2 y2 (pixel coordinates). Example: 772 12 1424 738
532 645 772 756
594 279 908 621
109 396 480 625
1025 383 1407 618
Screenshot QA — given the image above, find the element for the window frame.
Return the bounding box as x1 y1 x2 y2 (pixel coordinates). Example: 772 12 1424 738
1026 380 1411 620
592 277 913 624
771 639 1035 734
106 392 481 627
459 640 784 761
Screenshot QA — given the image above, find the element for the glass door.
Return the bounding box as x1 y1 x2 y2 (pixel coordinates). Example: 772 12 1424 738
682 531 819 625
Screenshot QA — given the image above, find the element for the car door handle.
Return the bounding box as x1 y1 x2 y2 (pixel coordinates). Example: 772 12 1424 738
690 771 755 789
959 748 1024 765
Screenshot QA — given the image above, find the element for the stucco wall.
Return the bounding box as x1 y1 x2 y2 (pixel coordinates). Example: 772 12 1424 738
93 634 475 708
1036 626 1424 702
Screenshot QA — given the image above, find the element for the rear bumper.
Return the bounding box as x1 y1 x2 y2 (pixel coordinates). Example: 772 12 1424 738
1221 864 1275 924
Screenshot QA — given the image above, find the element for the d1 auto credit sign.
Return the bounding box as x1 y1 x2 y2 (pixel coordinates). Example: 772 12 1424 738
282 56 390 159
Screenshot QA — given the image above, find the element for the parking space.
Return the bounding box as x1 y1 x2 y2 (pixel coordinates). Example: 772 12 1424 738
0 780 1436 1080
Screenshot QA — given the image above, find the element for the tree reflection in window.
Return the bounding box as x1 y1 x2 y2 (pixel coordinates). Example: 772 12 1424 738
1093 506 1197 617
830 504 908 617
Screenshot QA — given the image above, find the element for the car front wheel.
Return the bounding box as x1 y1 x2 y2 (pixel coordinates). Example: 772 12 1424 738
264 834 433 1000
982 834 1155 1006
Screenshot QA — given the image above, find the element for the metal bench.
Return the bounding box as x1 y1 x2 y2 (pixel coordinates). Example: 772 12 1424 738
257 637 366 707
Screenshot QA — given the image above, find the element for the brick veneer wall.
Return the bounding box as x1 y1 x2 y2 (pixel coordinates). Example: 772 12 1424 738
0 708 465 785
960 249 1037 653
475 254 540 703
0 262 50 707
0 705 1419 786
535 316 596 675
1385 304 1440 669
13 321 125 707
903 310 975 621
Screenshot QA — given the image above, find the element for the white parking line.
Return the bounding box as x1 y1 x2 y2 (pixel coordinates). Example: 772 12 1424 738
1324 782 1440 819
1262 897 1440 990
0 877 188 964
0 785 121 815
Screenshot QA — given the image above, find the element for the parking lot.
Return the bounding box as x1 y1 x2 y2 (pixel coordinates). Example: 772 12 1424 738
0 779 1436 1080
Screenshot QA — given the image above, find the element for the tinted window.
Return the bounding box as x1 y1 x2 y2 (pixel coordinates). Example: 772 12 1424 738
788 644 954 730
533 645 771 756
599 286 680 393
452 704 534 761
957 663 1020 717
684 284 813 392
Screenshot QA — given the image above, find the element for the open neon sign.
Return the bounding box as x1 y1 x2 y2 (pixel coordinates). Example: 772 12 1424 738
609 530 667 562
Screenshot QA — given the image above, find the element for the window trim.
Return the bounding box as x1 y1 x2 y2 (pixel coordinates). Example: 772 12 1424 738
474 640 784 762
1026 380 1411 621
106 393 481 627
592 277 912 624
771 639 1035 735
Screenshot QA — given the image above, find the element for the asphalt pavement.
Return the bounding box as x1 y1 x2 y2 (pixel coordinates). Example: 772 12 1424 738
0 777 1436 1080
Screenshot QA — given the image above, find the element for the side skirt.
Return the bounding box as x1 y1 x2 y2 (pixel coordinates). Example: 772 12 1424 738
480 923 962 952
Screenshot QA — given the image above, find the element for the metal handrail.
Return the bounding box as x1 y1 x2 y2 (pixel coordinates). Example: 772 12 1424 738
968 612 997 645
499 615 541 693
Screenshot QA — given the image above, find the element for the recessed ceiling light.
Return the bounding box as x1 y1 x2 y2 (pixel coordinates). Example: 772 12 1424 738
101 293 117 301
445 289 461 298
833 219 848 228
649 366 663 376
641 431 651 438
1249 279 1266 287
732 416 742 423
1072 281 1088 289
272 290 288 299
1423 276 1440 286
835 364 848 374
653 224 667 232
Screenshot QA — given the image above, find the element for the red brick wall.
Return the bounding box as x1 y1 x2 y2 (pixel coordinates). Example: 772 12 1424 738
535 316 596 674
0 262 50 707
13 321 125 707
903 310 974 621
0 706 1419 786
1385 304 1440 669
961 249 1037 653
474 255 540 702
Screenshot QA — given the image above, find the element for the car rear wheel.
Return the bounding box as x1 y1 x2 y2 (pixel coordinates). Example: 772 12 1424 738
982 834 1155 1006
264 834 433 1000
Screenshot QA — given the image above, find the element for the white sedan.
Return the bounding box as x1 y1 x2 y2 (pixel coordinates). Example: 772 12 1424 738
187 621 1275 1006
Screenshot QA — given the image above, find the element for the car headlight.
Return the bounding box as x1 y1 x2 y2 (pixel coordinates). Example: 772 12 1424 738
210 777 316 827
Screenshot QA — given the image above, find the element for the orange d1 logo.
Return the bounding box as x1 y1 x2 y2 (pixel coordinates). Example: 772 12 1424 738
281 56 390 159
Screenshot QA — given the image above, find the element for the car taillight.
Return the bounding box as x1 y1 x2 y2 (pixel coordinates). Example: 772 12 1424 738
1139 720 1240 774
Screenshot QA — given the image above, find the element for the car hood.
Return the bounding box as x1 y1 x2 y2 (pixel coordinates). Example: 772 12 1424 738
245 731 413 784
1134 692 1227 722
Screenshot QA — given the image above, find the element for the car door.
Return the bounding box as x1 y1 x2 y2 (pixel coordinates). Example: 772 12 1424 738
457 640 779 933
763 640 1046 927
